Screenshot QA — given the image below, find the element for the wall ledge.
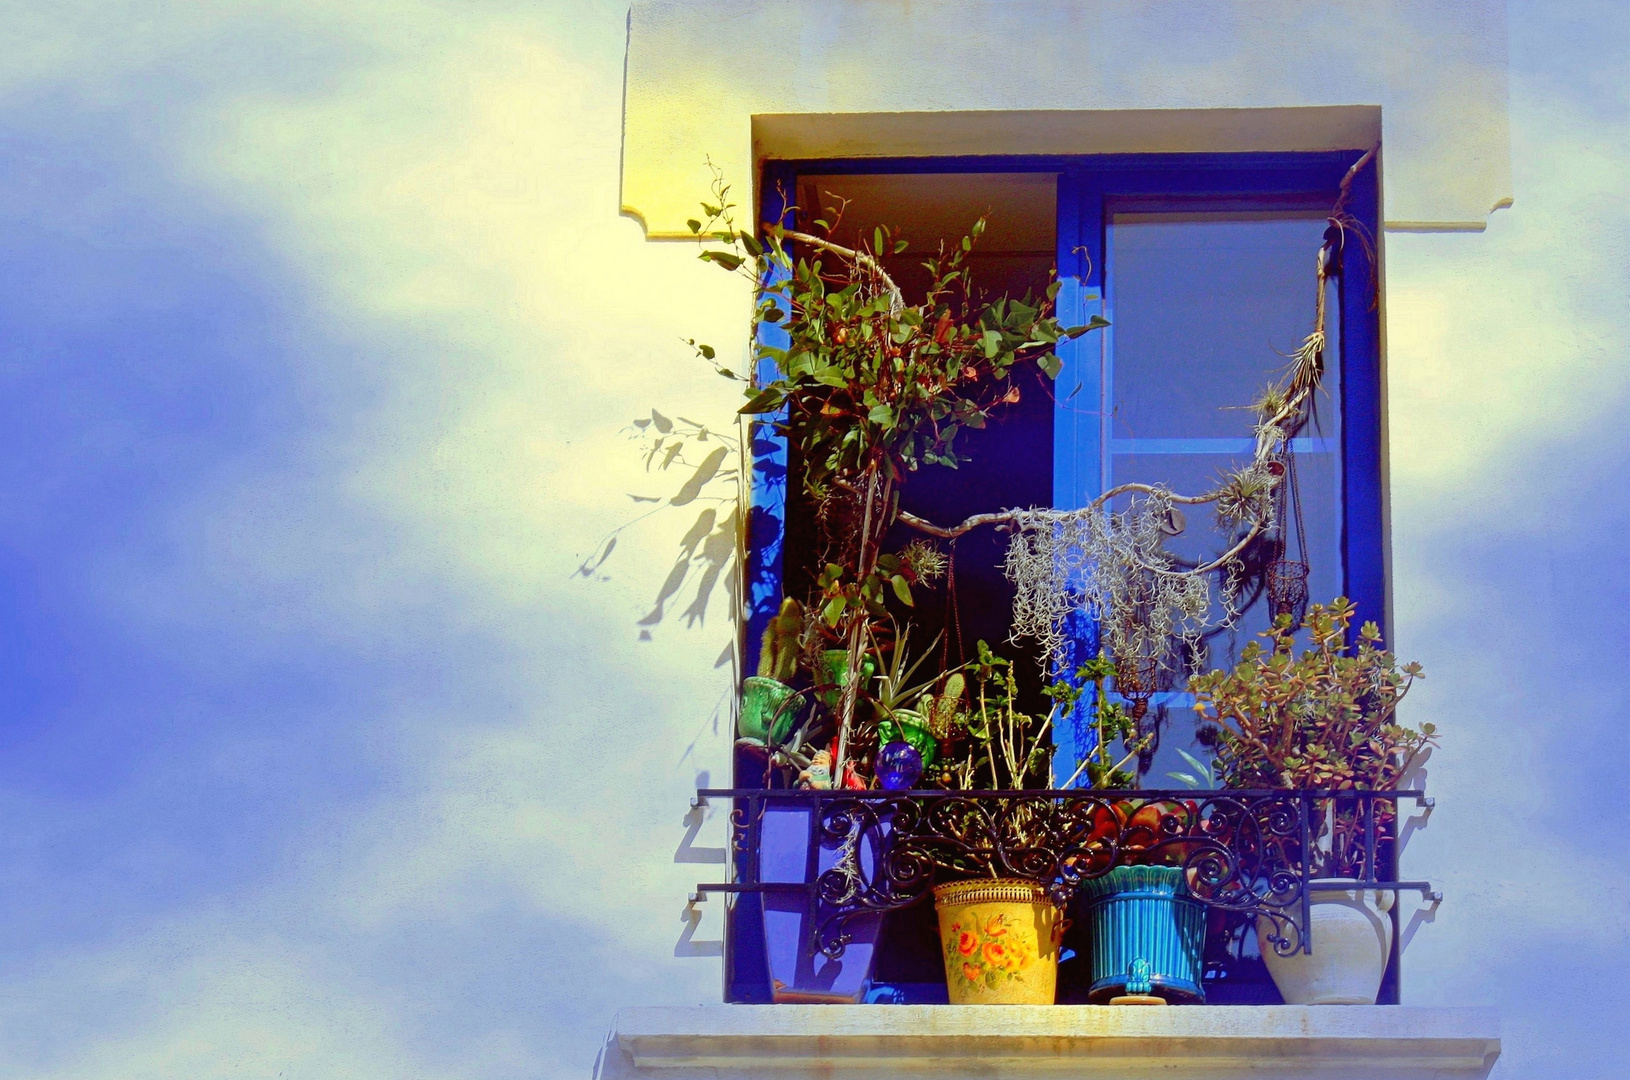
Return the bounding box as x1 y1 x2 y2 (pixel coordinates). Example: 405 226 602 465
604 1004 1500 1080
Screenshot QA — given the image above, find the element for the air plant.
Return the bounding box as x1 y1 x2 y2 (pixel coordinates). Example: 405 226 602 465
900 539 948 586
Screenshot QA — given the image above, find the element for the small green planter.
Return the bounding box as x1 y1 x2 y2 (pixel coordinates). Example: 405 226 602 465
1078 865 1206 1003
816 650 876 712
738 676 803 745
876 709 938 769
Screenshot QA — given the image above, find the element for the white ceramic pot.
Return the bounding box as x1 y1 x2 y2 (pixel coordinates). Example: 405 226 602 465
1258 880 1394 1005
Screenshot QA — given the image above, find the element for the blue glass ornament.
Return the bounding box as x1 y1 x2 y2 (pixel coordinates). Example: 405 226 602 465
876 741 924 790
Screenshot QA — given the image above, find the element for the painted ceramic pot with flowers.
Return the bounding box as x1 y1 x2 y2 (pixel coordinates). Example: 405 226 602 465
933 878 1063 1004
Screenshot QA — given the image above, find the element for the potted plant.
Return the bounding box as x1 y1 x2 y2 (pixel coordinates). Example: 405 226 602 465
926 642 1068 1004
738 597 807 748
1188 598 1437 1005
1053 654 1206 1004
870 623 945 777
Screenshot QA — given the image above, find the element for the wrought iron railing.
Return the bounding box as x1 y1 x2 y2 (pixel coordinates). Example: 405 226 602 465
690 787 1437 964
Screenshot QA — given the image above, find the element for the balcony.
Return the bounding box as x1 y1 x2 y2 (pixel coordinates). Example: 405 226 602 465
596 787 1495 1079
694 786 1436 1004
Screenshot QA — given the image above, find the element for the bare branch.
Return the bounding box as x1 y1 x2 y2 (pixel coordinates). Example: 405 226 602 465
780 229 904 314
896 507 1019 539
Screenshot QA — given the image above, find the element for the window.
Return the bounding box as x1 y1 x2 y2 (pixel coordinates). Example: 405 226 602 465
732 150 1385 1004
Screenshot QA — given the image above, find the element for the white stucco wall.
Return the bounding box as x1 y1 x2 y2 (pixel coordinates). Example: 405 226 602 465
615 14 1630 1080
0 2 1621 1079
624 0 1513 234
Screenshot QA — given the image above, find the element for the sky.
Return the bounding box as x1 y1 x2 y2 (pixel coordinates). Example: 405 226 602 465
0 1 1625 1077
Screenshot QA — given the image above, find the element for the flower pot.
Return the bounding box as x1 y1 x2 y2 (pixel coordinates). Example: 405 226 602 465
876 709 938 768
934 878 1062 1004
1259 880 1394 1005
759 797 886 1003
816 650 876 712
738 676 803 745
1078 865 1206 1003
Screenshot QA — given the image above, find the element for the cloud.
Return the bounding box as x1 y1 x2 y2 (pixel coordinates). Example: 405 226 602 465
0 2 738 1076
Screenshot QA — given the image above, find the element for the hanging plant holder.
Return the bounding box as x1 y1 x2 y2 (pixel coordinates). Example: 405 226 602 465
1267 559 1310 630
1113 655 1161 772
1113 655 1159 726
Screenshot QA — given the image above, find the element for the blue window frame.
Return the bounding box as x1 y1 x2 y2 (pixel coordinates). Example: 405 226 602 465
1050 154 1383 784
731 150 1384 1004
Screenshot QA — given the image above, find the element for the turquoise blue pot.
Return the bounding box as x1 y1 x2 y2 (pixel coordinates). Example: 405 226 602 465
1078 865 1206 1003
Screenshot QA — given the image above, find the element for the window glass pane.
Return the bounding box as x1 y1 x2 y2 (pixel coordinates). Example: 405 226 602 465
1106 211 1342 785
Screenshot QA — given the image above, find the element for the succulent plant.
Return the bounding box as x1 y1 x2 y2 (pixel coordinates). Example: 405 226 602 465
758 596 805 684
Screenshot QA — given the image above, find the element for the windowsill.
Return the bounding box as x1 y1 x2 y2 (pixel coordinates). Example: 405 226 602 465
604 1004 1500 1079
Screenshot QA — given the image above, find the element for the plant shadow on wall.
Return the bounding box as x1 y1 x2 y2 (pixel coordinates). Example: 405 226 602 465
576 409 740 652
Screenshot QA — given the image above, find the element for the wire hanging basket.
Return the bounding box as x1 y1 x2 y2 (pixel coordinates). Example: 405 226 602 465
1113 654 1161 771
1266 558 1310 628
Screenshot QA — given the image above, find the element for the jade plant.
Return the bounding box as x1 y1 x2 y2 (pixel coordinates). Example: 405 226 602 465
1188 598 1436 878
1188 598 1434 791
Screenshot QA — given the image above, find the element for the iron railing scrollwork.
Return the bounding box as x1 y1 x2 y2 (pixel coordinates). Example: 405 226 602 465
691 788 1436 963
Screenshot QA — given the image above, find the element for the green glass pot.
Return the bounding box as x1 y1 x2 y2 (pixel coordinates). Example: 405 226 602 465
816 649 877 712
876 709 939 769
739 676 803 745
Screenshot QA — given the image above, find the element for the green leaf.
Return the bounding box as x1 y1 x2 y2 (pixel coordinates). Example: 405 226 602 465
823 596 847 625
981 329 1002 358
687 218 702 234
1037 352 1062 378
868 404 894 425
893 239 909 254
891 574 914 606
698 343 716 360
702 251 745 271
738 387 784 414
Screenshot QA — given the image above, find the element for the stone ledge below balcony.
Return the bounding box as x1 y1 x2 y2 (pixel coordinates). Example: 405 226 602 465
601 1004 1500 1080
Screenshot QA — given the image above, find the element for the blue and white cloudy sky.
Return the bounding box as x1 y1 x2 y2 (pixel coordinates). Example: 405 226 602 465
0 2 1625 1078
